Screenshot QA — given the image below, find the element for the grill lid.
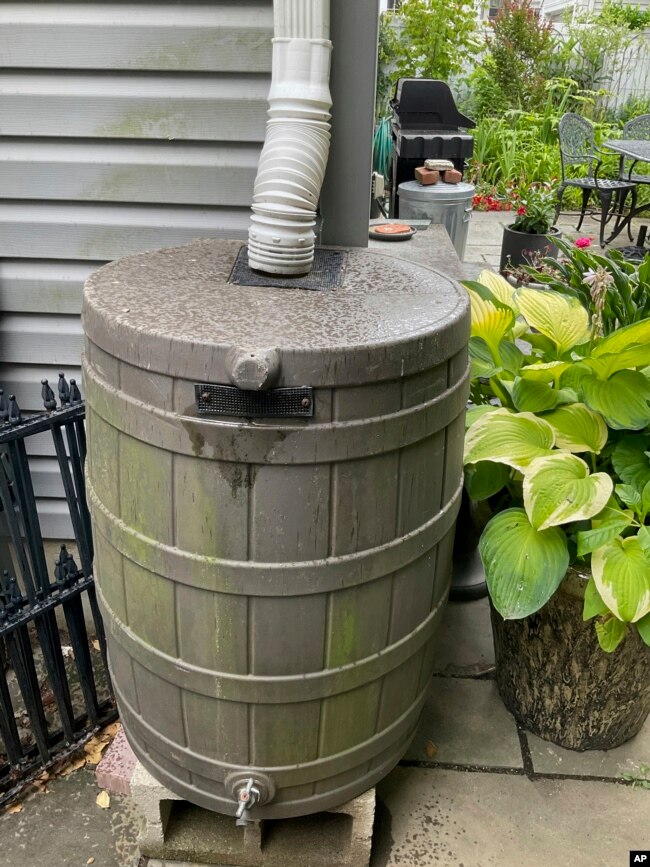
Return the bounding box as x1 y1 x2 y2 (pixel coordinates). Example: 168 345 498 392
391 79 475 131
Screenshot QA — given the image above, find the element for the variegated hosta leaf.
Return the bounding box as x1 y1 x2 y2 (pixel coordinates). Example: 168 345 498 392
465 404 503 430
500 341 525 375
479 508 569 619
464 461 511 501
583 345 650 380
638 525 650 557
463 409 555 472
637 611 650 646
611 435 650 492
583 576 609 620
582 369 650 430
592 536 650 623
469 336 500 378
591 318 650 358
465 403 501 430
595 617 627 652
523 454 613 531
520 361 570 383
511 377 558 413
516 287 591 355
466 285 515 362
542 404 608 454
476 269 519 313
577 510 634 556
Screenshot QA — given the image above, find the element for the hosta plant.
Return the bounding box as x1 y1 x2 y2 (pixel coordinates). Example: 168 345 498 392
463 268 650 652
516 236 650 334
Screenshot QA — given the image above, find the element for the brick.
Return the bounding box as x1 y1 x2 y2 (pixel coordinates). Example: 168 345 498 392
95 727 138 797
414 167 440 185
442 169 463 184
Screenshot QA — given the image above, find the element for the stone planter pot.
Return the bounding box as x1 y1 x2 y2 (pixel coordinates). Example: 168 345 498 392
499 224 561 275
490 570 650 751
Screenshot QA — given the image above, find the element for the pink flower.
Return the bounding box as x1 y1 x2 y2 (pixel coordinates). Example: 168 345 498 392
575 237 592 248
517 206 526 216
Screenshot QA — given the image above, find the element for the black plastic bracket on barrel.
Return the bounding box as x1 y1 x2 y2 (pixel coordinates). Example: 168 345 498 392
194 383 315 419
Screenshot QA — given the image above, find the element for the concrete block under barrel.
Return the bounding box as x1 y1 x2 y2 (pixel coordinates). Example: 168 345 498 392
81 239 470 820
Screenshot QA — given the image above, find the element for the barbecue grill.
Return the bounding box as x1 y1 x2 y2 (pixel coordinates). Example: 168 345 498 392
390 79 475 217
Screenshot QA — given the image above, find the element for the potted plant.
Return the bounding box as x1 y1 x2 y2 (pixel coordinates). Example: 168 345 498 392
500 182 561 275
462 266 650 751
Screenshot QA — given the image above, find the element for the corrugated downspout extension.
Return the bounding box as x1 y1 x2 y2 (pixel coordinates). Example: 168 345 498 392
247 0 332 275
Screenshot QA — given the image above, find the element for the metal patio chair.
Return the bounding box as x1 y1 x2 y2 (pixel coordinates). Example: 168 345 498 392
619 114 650 249
620 113 650 186
556 113 637 246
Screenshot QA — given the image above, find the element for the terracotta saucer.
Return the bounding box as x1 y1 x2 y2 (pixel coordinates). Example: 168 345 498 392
369 223 417 242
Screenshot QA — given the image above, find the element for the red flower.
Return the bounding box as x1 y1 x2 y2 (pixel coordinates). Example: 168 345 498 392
517 206 527 216
574 237 592 248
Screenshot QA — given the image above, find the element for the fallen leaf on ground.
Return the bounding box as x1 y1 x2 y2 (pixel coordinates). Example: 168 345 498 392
87 858 95 865
92 640 100 651
425 740 438 759
5 803 23 814
84 737 110 764
59 756 86 777
96 790 110 809
102 722 121 738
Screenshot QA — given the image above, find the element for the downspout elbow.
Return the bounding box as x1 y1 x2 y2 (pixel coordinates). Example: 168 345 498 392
248 1 333 276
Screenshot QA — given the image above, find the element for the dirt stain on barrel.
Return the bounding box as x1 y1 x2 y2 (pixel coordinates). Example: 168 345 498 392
181 408 205 457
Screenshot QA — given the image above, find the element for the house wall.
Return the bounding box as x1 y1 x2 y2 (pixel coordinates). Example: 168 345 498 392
0 0 274 536
0 0 380 537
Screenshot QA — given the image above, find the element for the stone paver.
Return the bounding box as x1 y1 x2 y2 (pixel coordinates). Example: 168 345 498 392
432 598 495 678
373 766 648 867
0 768 141 867
405 677 522 769
464 209 648 268
527 722 650 779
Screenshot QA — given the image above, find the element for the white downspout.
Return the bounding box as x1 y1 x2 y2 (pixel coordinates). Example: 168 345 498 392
247 0 333 275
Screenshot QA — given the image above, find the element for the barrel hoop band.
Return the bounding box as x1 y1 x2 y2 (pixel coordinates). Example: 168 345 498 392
118 707 415 818
99 582 444 704
113 677 428 789
83 359 469 465
89 478 461 597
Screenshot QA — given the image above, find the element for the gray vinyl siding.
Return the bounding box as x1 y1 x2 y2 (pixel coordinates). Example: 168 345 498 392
0 0 273 535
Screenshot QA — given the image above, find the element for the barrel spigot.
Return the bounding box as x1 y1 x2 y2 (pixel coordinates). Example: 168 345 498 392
235 778 260 827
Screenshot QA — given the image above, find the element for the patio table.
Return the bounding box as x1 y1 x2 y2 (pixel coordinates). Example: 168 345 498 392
603 139 650 243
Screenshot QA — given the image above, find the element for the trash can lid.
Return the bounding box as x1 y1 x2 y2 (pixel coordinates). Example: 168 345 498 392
398 180 475 202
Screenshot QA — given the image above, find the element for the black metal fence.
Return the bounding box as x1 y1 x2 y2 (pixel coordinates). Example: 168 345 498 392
0 376 115 804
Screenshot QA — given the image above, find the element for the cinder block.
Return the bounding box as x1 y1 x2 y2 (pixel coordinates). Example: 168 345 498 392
130 761 375 867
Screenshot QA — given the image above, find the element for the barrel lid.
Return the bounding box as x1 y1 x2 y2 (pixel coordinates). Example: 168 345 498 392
398 180 475 202
82 239 469 388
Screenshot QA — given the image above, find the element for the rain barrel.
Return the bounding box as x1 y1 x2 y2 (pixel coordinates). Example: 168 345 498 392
82 239 469 819
398 180 475 260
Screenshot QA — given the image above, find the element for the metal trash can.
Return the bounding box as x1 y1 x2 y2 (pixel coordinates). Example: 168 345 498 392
83 239 469 820
398 180 475 260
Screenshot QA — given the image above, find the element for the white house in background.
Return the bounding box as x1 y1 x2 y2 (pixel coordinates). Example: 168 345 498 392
542 0 650 22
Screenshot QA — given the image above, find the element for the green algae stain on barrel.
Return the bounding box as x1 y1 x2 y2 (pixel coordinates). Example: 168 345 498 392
82 239 469 819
